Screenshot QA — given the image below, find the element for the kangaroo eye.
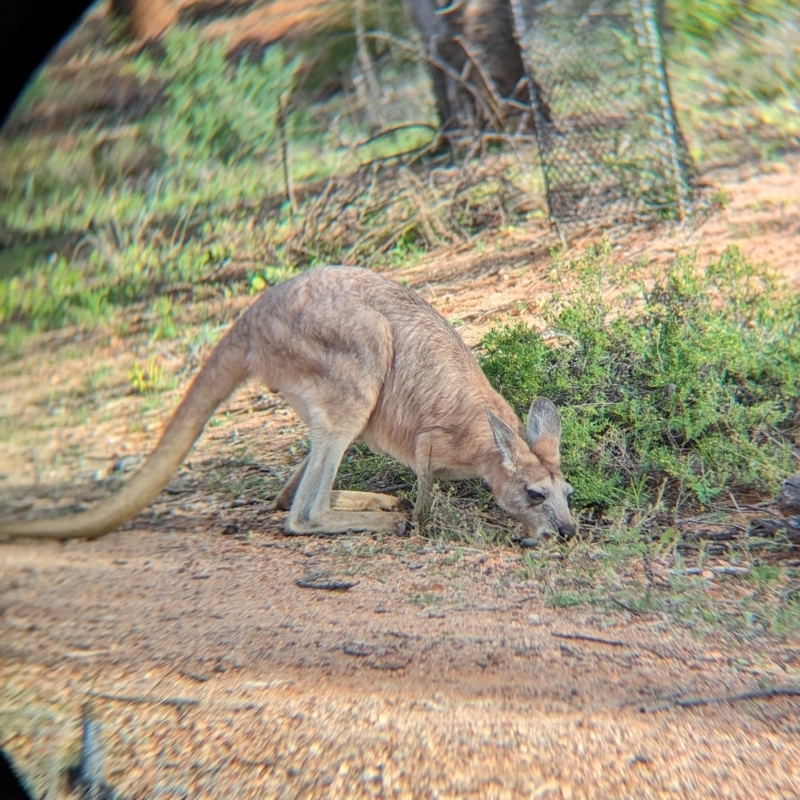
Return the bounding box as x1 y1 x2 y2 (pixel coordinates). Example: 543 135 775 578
526 488 546 505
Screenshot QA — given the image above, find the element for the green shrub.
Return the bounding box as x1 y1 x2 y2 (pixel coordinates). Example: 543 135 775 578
665 0 794 44
480 241 800 515
132 27 301 166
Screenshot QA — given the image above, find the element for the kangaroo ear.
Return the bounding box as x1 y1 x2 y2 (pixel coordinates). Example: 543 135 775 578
485 406 518 469
526 397 562 463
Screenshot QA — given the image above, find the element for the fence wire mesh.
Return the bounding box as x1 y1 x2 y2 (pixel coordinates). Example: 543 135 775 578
511 0 695 225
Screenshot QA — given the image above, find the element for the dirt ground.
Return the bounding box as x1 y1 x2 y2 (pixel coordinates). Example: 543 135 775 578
1 159 799 798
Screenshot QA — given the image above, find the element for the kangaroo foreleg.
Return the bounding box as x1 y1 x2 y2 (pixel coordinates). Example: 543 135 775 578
412 433 437 527
412 470 434 526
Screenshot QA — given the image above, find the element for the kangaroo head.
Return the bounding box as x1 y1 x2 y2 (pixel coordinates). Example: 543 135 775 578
485 398 575 540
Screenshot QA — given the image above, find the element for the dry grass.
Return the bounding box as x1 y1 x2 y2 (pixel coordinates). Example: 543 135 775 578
276 153 540 267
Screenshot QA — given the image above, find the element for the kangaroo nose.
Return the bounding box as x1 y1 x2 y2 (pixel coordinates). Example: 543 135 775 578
557 521 576 539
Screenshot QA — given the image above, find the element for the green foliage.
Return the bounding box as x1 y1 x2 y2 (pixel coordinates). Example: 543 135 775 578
0 20 441 336
335 442 414 495
0 224 232 330
249 265 297 294
480 242 800 515
666 1 799 163
669 3 800 104
149 295 176 341
0 27 305 334
666 0 796 43
132 27 301 166
0 255 111 330
128 356 166 394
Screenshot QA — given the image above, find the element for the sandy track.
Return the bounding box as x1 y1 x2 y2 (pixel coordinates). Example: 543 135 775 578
2 521 799 798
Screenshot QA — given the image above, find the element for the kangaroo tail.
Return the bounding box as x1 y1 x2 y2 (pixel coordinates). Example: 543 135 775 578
0 320 250 540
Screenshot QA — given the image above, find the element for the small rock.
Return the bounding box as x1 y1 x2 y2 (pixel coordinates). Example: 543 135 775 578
777 474 800 517
343 641 372 657
750 516 800 543
114 456 139 473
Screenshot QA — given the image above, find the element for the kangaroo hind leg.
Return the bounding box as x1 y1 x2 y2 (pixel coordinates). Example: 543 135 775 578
276 307 407 534
271 459 404 514
285 428 408 535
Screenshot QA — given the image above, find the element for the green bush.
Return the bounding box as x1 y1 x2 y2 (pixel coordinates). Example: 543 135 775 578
132 27 301 166
665 0 795 44
480 241 800 515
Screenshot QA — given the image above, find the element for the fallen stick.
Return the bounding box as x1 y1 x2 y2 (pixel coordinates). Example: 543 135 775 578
551 631 628 647
675 685 800 708
609 597 645 615
661 566 751 578
90 692 200 709
296 578 359 591
552 631 682 661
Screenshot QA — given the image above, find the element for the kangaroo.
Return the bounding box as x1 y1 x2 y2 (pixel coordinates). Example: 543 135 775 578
0 267 575 541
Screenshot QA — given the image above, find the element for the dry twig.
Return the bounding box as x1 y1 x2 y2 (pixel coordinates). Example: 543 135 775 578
643 685 800 713
296 578 360 591
89 692 200 709
551 631 628 647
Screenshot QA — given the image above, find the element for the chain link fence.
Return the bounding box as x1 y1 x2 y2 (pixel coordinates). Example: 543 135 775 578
511 0 695 225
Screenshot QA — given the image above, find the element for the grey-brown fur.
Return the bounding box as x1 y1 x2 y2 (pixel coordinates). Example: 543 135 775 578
0 267 575 540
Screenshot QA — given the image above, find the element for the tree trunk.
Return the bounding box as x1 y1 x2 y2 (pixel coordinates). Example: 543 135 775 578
403 0 527 131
